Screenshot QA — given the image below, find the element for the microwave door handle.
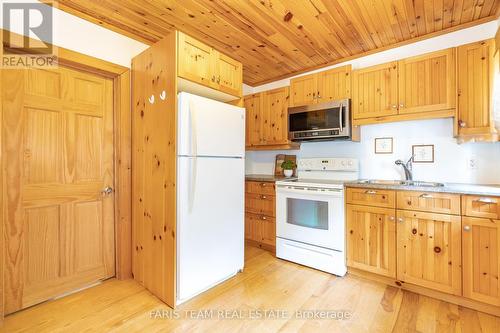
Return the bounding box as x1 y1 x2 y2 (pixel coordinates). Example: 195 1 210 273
339 103 343 132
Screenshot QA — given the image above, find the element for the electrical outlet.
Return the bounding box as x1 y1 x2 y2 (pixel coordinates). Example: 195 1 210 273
467 156 478 170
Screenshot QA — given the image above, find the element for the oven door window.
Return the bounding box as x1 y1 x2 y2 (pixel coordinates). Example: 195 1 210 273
286 198 328 230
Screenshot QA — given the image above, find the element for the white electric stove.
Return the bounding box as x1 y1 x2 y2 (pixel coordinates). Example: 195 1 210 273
275 157 359 276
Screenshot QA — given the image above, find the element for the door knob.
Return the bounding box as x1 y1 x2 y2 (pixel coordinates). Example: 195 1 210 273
101 186 114 195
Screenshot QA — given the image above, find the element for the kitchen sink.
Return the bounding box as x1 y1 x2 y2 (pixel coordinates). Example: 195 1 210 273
357 180 445 187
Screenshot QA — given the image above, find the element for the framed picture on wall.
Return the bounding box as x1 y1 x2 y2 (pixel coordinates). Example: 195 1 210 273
374 137 393 154
412 144 435 163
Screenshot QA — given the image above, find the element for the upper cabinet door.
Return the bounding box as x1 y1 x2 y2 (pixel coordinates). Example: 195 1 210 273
457 39 495 136
398 48 456 115
214 51 243 97
352 62 399 119
244 94 263 147
290 74 317 107
178 32 213 86
262 87 289 145
317 65 352 103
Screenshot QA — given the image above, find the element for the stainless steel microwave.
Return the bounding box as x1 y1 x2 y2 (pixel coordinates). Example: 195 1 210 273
288 99 351 141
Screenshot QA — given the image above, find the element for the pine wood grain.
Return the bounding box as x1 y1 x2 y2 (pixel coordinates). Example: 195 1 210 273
52 0 500 85
1 246 499 332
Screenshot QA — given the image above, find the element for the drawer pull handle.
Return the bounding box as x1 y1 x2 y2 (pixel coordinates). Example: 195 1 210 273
261 216 267 220
419 194 433 199
260 183 267 187
434 246 441 253
463 225 471 232
261 195 267 199
474 197 496 204
365 190 377 195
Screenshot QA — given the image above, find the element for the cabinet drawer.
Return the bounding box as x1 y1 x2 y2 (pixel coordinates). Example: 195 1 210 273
346 187 396 208
397 191 461 215
245 192 275 216
462 195 500 219
245 181 276 195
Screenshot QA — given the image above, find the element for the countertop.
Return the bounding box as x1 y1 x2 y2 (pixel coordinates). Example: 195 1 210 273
346 181 500 197
245 174 296 182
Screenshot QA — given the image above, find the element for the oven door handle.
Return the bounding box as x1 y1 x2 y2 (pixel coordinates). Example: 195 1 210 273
276 186 343 197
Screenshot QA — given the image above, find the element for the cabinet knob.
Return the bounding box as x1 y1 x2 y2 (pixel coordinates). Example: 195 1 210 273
398 217 404 223
212 75 216 82
365 190 377 195
261 195 267 199
317 91 321 99
389 216 395 221
260 183 267 187
217 76 221 84
391 104 397 109
399 103 405 108
463 225 471 232
458 120 466 128
261 216 267 220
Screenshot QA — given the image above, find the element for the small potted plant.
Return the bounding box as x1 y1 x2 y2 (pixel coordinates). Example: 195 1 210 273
281 160 296 178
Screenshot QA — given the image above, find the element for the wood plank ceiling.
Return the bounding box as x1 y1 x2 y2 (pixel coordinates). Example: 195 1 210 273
54 0 500 85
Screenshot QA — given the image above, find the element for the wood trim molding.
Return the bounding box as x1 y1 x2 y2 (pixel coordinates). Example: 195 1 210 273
352 109 456 126
251 15 499 86
1 29 132 322
114 71 132 280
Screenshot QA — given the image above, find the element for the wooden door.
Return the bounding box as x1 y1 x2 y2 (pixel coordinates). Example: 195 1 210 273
397 211 461 295
215 51 242 97
289 74 317 107
462 217 500 306
398 48 456 114
2 67 115 314
352 62 398 119
177 32 214 87
346 205 396 278
262 87 289 145
244 213 259 242
244 94 263 147
457 39 495 136
317 65 352 103
260 216 276 248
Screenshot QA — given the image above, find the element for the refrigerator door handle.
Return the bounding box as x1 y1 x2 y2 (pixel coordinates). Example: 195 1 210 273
189 100 198 157
188 157 197 213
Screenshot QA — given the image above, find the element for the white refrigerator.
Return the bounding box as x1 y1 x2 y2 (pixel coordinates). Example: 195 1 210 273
176 92 245 305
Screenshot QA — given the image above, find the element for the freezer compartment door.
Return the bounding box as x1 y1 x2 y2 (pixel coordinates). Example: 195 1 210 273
178 92 245 157
177 156 245 303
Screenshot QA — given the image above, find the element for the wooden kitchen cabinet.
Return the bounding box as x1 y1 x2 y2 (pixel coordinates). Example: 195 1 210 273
178 31 242 97
396 210 462 296
290 65 351 107
245 181 276 252
244 94 262 147
352 62 399 119
289 74 317 107
262 87 289 145
462 217 500 306
346 187 396 208
346 204 397 278
397 191 461 215
457 39 499 141
398 48 456 115
244 88 299 150
462 195 500 219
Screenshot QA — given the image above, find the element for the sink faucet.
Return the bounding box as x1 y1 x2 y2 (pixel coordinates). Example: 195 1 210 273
395 155 414 181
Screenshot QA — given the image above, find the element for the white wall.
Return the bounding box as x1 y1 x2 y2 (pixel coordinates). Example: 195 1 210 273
0 0 148 67
245 19 500 185
246 118 500 184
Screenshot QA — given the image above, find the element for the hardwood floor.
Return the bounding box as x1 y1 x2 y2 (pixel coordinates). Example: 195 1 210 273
1 246 499 332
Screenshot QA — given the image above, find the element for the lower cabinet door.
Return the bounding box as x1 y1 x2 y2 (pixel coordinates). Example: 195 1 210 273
346 204 397 278
462 217 500 306
397 210 462 295
260 216 276 248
